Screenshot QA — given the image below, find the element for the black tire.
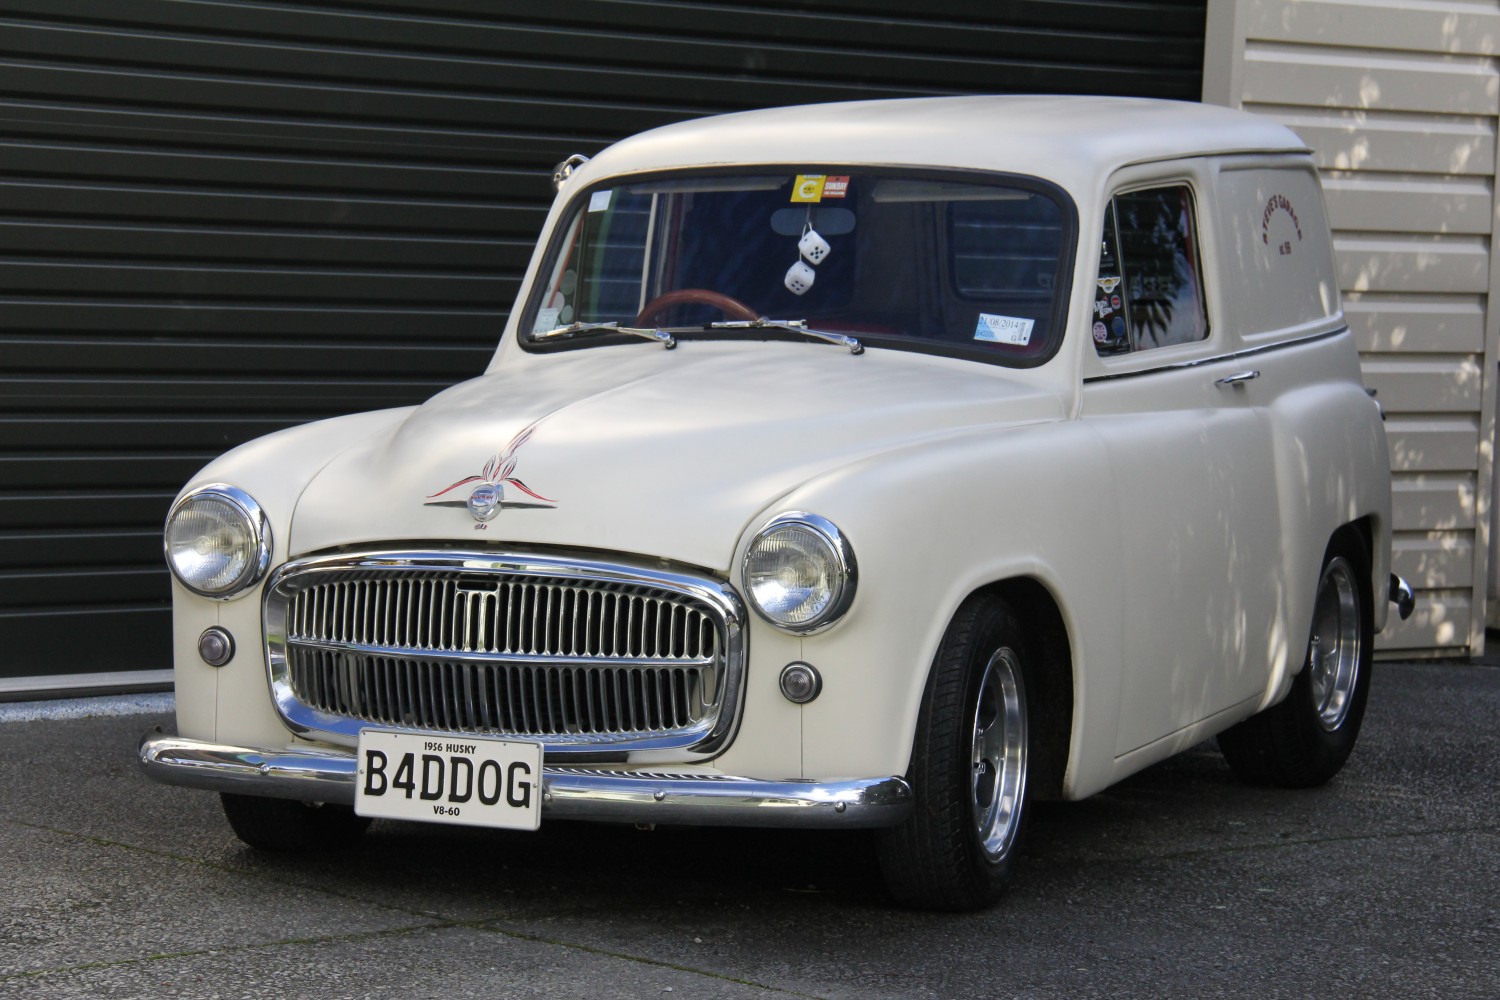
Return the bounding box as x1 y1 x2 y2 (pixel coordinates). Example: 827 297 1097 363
220 792 371 852
877 595 1031 911
1218 530 1373 788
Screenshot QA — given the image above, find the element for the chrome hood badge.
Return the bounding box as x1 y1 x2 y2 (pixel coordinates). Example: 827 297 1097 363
466 482 503 521
425 421 557 519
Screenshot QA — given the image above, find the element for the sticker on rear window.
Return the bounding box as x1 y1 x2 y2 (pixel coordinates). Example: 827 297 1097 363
974 313 1034 346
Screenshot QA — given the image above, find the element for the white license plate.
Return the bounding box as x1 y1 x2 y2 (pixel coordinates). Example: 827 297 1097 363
355 730 542 831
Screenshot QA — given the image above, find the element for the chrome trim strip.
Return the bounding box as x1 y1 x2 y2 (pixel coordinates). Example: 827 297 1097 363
263 549 746 764
283 636 715 671
138 732 913 830
1082 326 1348 384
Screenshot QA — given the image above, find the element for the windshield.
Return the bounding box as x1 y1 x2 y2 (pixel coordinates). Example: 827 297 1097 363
521 169 1073 365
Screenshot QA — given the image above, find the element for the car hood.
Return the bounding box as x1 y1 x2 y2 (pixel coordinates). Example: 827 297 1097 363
289 343 1063 571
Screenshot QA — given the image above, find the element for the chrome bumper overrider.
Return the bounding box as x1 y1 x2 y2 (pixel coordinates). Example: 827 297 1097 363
137 731 913 829
1389 573 1416 621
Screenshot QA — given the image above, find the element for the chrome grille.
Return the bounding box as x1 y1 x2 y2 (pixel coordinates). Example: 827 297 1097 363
264 552 744 757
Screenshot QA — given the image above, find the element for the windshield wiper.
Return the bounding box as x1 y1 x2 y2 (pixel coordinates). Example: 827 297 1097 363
533 321 676 349
535 317 862 354
709 318 863 355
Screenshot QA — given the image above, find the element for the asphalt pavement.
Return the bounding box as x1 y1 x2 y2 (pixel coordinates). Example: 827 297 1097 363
2 660 1497 999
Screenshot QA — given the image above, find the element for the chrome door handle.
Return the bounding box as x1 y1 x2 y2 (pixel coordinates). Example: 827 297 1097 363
1215 370 1260 388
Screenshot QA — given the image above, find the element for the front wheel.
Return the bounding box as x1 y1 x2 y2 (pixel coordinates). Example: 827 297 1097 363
1218 531 1373 787
877 595 1031 911
220 792 371 852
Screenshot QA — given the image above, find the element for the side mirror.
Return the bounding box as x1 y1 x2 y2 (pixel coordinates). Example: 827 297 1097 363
551 154 590 192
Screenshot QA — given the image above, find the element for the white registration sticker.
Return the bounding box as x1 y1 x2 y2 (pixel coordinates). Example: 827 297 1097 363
974 313 1035 346
355 730 542 831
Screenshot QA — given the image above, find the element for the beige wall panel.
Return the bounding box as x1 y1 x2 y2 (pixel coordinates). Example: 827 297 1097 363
1391 472 1476 531
1384 415 1479 472
1258 105 1496 176
1321 173 1491 235
1391 530 1475 586
1334 234 1490 294
1345 294 1485 353
1377 591 1471 650
1244 45 1498 116
1360 355 1483 412
1247 0 1500 56
1217 0 1500 654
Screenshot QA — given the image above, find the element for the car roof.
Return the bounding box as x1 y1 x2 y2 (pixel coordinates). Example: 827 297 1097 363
576 96 1309 194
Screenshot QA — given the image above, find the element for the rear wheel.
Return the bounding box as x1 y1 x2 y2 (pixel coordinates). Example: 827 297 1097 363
220 793 370 852
878 595 1031 911
1218 530 1373 787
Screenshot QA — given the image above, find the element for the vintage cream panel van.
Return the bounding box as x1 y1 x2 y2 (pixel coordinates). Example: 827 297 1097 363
140 96 1413 910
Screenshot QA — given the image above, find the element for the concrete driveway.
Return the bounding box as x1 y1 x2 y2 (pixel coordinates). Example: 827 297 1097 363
2 660 1497 999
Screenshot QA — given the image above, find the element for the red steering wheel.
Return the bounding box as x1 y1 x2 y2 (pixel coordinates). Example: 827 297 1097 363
635 289 758 327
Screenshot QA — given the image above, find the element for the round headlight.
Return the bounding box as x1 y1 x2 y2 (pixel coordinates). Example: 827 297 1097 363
163 485 272 599
742 512 856 633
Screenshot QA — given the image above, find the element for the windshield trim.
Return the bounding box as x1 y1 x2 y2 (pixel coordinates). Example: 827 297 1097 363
515 164 1078 370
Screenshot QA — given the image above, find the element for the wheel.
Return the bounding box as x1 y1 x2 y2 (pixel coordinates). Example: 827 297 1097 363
220 792 371 852
634 288 758 326
877 595 1031 911
1218 530 1373 787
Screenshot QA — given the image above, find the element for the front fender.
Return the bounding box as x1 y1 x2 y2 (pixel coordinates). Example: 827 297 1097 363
169 407 416 749
742 420 1124 800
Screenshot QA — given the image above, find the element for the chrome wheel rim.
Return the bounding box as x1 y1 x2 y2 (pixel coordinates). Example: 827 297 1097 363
1308 556 1361 732
971 647 1027 861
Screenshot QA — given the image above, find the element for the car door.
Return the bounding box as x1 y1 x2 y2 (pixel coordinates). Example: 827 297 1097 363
1079 174 1283 758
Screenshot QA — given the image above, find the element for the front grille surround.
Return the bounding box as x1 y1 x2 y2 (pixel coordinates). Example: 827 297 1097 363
264 550 746 762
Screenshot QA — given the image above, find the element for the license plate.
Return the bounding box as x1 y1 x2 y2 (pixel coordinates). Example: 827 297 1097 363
355 730 542 831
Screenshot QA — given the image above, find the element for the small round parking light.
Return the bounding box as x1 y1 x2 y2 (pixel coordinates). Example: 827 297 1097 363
198 626 235 667
779 662 823 704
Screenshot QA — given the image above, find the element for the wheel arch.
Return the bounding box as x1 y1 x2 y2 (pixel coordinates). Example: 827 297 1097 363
1219 515 1376 787
1343 515 1374 566
1330 515 1379 626
1264 515 1377 713
969 576 1074 802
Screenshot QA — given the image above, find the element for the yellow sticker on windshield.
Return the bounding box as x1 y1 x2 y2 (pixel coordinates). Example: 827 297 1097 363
792 175 827 203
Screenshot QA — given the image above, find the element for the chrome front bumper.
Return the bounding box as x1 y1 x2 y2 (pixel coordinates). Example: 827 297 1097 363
137 731 913 829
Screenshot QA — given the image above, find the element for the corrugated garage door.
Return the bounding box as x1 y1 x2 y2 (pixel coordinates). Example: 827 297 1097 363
0 0 1207 694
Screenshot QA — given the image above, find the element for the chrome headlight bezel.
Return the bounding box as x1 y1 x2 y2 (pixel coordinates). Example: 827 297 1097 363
163 484 273 600
741 511 857 635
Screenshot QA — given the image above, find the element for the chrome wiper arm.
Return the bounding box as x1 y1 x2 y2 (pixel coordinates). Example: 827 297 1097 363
709 318 863 355
533 321 676 349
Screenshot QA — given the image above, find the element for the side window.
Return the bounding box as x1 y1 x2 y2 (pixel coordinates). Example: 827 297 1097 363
1093 185 1208 356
